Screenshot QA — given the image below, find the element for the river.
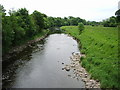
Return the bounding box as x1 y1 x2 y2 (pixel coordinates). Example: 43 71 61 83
3 34 85 88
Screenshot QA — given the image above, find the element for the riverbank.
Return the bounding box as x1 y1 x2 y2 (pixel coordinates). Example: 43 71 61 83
2 30 49 64
3 34 85 88
61 26 119 88
62 52 100 88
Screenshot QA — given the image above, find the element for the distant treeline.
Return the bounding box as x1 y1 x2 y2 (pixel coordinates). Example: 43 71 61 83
0 4 118 54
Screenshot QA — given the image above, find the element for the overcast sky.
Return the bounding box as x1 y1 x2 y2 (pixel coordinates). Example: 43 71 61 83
1 0 119 21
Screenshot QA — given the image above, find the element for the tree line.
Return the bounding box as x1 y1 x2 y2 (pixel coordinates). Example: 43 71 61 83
1 5 47 54
0 5 118 54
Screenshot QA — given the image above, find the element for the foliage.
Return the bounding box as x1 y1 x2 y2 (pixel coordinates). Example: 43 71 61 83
102 16 117 27
61 26 119 88
2 5 47 54
32 10 45 32
115 9 120 23
45 16 88 28
2 16 15 52
0 4 6 17
1 4 119 88
78 22 85 34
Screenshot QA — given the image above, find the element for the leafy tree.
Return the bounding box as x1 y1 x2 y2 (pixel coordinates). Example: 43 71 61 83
47 17 55 27
2 4 118 54
1 5 15 53
2 6 47 54
32 10 45 32
103 16 117 27
0 4 6 17
9 8 32 45
63 17 69 26
115 9 120 23
2 16 15 53
16 8 32 38
78 22 85 34
54 17 63 27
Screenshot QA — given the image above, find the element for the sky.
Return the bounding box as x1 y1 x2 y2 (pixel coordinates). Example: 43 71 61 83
1 0 120 21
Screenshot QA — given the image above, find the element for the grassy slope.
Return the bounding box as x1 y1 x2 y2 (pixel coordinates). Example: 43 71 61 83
61 26 119 88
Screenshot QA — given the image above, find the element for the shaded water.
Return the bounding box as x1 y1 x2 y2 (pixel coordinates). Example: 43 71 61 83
3 34 85 88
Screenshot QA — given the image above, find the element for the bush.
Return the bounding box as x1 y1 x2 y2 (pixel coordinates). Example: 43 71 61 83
78 22 84 34
80 56 85 61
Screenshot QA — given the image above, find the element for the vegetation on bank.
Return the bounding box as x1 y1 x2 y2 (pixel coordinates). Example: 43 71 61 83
2 7 48 54
78 22 85 34
61 26 119 88
1 2 119 89
1 4 118 55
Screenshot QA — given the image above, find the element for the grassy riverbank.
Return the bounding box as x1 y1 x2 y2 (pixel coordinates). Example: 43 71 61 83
61 26 119 88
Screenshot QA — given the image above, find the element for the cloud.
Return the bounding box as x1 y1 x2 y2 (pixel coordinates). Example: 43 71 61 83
1 0 119 21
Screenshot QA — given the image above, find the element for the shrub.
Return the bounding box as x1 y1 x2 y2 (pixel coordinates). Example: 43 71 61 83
78 22 85 34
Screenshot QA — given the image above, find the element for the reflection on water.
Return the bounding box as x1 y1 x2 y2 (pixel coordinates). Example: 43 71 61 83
3 34 85 88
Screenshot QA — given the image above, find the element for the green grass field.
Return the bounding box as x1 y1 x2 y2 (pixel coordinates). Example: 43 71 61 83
61 26 119 88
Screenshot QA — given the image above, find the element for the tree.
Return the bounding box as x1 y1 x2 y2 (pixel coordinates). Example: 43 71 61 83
0 4 6 17
32 10 45 32
2 16 15 53
63 17 69 26
115 9 120 23
10 8 34 43
47 17 55 27
2 6 47 54
102 16 117 27
1 5 15 53
78 22 85 34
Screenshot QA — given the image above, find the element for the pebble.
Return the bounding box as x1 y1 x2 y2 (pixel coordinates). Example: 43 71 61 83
68 75 71 77
62 52 100 88
62 66 70 71
71 64 75 67
76 77 79 81
62 67 65 70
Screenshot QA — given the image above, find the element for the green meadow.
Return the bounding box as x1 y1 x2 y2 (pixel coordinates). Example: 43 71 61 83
61 26 119 88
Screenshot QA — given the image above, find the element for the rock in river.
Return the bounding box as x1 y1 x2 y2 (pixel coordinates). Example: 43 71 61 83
65 66 70 71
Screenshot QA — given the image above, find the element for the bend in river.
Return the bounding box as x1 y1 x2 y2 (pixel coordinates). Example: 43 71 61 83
3 34 85 88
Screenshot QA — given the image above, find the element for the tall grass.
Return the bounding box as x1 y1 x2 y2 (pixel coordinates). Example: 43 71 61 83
61 26 119 88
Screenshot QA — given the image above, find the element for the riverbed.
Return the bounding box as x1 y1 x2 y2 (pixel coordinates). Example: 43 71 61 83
2 34 85 88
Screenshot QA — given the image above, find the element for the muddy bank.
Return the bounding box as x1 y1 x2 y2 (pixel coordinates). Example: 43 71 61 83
2 33 49 67
62 52 101 88
2 33 48 87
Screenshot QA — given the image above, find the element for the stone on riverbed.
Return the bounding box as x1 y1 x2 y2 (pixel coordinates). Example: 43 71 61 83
68 75 71 77
65 66 70 71
62 66 71 71
62 62 64 64
71 64 75 67
62 51 100 88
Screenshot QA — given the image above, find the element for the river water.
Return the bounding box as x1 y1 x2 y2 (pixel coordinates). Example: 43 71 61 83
3 34 85 88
